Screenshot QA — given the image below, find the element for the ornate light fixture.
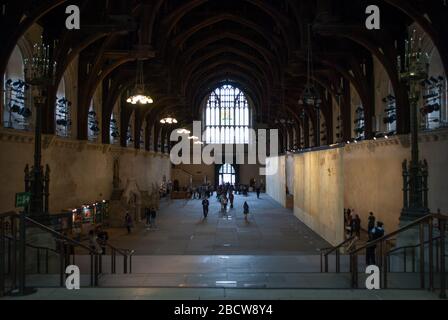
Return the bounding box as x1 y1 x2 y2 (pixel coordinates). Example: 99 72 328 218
126 60 153 105
398 29 430 222
23 36 57 218
24 38 57 87
177 129 191 135
188 135 199 140
299 24 322 146
160 116 178 124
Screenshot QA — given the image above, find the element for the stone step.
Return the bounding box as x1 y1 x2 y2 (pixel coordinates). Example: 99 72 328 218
3 287 441 300
23 272 447 290
28 255 358 275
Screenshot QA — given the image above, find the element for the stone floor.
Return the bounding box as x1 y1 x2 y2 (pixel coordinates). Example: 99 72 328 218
5 193 442 300
106 193 330 255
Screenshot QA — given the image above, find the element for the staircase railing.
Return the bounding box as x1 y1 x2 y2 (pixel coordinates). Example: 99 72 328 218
2 234 58 275
349 213 447 299
25 216 101 288
107 244 135 275
320 236 356 273
387 236 443 273
1 211 133 297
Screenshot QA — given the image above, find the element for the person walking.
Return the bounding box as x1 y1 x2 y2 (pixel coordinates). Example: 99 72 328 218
150 207 157 229
222 196 228 212
256 186 261 199
125 212 133 234
229 192 234 209
202 198 210 219
243 201 250 221
145 207 151 227
368 212 376 233
349 209 356 237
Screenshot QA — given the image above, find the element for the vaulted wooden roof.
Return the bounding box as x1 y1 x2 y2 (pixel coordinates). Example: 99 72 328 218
1 0 447 149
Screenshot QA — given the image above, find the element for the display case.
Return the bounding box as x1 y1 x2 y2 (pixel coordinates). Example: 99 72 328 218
68 200 110 234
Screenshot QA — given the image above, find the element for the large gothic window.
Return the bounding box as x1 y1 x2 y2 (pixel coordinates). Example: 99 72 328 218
219 163 236 185
204 84 251 144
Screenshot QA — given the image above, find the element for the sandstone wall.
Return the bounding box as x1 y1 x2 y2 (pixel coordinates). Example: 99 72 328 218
0 129 171 214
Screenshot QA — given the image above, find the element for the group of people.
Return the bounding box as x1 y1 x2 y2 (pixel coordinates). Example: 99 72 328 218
144 207 158 230
344 209 386 266
344 209 362 238
123 207 158 235
190 184 214 200
202 191 250 221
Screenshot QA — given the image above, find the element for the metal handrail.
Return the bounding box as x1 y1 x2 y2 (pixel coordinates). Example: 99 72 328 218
25 217 94 253
350 214 447 255
349 213 446 299
387 236 443 256
320 236 356 273
24 216 101 286
0 211 18 219
2 234 59 254
106 244 135 274
321 236 356 256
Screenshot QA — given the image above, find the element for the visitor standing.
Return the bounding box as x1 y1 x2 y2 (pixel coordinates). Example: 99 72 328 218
125 212 133 234
368 212 376 233
256 185 261 199
202 198 210 219
88 230 101 254
243 201 250 221
353 215 361 238
96 226 109 255
145 207 151 226
150 207 157 229
229 192 234 209
222 195 228 212
366 221 385 265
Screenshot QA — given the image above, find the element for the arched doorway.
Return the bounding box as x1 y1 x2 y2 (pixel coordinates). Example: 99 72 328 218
219 163 236 185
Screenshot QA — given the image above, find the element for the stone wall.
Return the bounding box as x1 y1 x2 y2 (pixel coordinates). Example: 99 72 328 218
344 130 448 232
266 129 448 243
266 156 286 207
0 128 171 214
293 148 345 246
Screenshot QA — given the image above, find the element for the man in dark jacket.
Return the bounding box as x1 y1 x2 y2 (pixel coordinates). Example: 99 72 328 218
366 222 385 265
202 198 210 219
368 212 376 233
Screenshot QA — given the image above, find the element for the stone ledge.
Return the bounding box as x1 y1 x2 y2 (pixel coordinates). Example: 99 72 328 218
0 127 169 158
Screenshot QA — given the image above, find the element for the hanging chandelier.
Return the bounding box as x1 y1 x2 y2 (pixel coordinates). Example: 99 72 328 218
160 116 178 124
177 129 191 135
126 60 154 105
24 36 57 86
299 24 321 108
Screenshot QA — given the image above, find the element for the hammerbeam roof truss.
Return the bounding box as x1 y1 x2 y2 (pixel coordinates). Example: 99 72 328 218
1 0 448 145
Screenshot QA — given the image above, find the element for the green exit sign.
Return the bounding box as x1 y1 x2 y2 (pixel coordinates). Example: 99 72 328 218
15 192 31 208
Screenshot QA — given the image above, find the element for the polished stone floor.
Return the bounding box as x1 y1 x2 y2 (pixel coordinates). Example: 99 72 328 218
4 193 444 300
107 193 330 255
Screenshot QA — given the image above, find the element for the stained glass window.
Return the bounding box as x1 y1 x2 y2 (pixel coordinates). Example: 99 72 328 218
204 84 251 144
